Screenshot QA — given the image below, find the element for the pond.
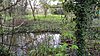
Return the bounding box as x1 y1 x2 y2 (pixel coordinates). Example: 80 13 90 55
0 32 61 56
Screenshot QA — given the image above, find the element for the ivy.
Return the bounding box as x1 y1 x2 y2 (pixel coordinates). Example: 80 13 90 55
63 0 99 56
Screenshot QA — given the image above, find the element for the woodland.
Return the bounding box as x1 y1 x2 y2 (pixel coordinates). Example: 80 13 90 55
0 0 100 56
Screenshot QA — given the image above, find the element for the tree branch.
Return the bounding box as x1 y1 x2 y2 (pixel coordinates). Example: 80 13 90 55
0 0 21 12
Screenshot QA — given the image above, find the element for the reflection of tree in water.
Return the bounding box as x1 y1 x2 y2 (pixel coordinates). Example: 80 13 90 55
6 33 61 56
0 31 61 56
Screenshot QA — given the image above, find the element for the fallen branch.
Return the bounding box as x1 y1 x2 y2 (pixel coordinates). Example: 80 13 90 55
2 21 25 30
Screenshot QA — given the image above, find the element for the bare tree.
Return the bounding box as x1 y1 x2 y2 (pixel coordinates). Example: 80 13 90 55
40 0 51 17
19 0 28 15
28 0 36 20
0 0 21 12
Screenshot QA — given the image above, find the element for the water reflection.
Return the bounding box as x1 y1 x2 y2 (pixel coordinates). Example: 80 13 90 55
0 32 61 56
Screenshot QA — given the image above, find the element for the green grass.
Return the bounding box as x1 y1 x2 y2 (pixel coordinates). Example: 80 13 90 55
3 14 65 22
25 15 64 22
3 14 65 33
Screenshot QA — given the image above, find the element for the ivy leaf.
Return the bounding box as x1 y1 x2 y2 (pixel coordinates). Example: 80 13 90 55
71 45 78 49
56 53 63 56
60 43 68 51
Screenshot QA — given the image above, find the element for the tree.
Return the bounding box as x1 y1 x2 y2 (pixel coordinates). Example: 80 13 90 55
40 0 51 17
29 0 36 20
20 0 28 15
74 0 99 55
63 0 99 56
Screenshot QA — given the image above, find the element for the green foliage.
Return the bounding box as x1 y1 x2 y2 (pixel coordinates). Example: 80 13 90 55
55 53 63 56
60 43 68 51
71 45 78 49
63 0 99 56
0 45 11 56
62 31 76 40
29 42 69 56
25 15 64 22
63 0 75 12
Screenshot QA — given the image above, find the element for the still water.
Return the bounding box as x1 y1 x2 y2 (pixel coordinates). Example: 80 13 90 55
0 32 61 56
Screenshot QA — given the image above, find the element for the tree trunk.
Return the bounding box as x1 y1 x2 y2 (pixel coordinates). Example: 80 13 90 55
44 8 48 18
75 0 87 56
29 0 36 21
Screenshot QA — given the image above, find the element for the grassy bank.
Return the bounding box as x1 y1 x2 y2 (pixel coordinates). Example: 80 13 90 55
25 15 64 22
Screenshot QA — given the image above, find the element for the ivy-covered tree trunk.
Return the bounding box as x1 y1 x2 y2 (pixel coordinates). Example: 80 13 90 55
0 0 3 45
75 0 99 56
63 0 99 55
75 2 87 56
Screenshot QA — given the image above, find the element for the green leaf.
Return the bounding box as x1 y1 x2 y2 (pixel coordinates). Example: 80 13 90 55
56 53 63 56
71 45 78 49
60 43 68 51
